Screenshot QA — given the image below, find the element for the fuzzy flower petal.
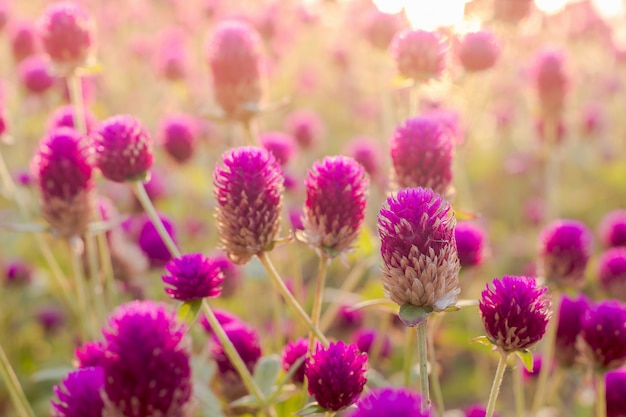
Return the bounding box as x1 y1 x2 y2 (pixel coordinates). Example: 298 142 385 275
580 300 626 371
348 387 430 417
162 253 224 301
51 367 104 417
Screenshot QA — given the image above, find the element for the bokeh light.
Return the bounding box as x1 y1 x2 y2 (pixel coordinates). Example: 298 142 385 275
592 0 626 19
404 0 467 30
372 0 405 14
534 0 568 14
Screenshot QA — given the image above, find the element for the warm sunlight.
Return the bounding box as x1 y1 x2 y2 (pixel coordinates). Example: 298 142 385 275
372 0 405 14
403 0 468 30
534 0 568 14
592 0 626 19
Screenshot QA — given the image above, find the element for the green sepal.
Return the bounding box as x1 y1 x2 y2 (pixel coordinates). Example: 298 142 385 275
515 349 534 372
295 402 327 416
470 336 494 347
454 209 480 221
177 299 203 326
443 305 461 313
398 303 432 327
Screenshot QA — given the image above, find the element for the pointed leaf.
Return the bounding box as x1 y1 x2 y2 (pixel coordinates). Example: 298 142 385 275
398 304 432 327
470 336 494 347
515 349 534 372
228 394 261 409
295 402 326 416
177 299 203 326
253 355 281 396
193 381 227 417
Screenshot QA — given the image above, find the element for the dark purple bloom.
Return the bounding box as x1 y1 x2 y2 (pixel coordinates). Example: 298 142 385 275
74 341 105 369
51 367 104 417
352 328 392 359
213 146 283 264
158 113 199 164
162 253 224 301
284 110 324 149
390 116 454 195
299 156 369 258
457 30 500 73
4 260 33 285
199 308 243 335
37 306 65 333
598 248 626 301
348 387 429 417
101 301 193 417
455 221 486 268
281 337 309 384
260 131 296 166
378 187 460 312
337 304 364 331
599 210 626 247
18 55 55 95
606 368 626 417
137 214 177 268
305 341 368 411
479 276 551 352
46 105 97 133
580 300 626 371
92 115 154 183
522 355 544 380
465 404 500 417
538 219 593 289
391 29 446 81
555 294 590 368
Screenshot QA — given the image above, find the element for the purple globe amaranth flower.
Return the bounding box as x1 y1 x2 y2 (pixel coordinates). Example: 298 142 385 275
281 337 309 384
599 210 626 247
211 253 242 298
31 127 95 238
522 355 545 380
299 156 369 258
465 404 500 417
378 187 460 314
305 341 368 411
337 304 364 332
18 55 55 95
538 219 593 289
348 387 429 417
606 368 626 417
352 328 392 359
158 113 199 164
199 308 243 335
260 131 296 166
37 306 65 333
46 104 97 134
391 29 446 82
162 253 224 301
530 47 570 120
101 301 193 417
285 109 325 149
580 300 626 371
51 367 104 417
205 20 264 121
390 116 454 196
4 260 33 286
456 30 500 73
344 137 383 182
74 341 105 368
38 2 95 73
10 20 40 63
92 114 154 183
555 293 590 368
598 248 626 301
455 221 486 268
479 276 551 352
213 147 283 264
137 214 177 268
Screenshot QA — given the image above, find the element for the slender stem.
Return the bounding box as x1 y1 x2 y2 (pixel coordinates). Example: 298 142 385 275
270 281 283 353
404 326 417 387
596 372 607 417
427 319 444 417
543 118 560 221
257 252 329 346
67 74 87 137
67 237 91 340
85 234 105 325
0 343 36 417
485 353 508 417
132 181 181 258
513 361 525 417
242 120 256 146
97 232 116 309
417 320 430 413
309 255 329 351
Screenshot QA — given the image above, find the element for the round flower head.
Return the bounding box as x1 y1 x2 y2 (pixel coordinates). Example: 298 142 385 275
555 293 590 368
31 127 95 238
10 21 40 63
285 109 325 149
281 337 309 384
4 260 33 286
457 30 500 73
348 387 429 417
378 187 460 315
479 276 551 352
37 306 65 333
101 301 193 417
46 104 97 134
390 116 454 195
305 341 368 411
465 404 500 417
162 253 224 301
362 9 403 51
598 248 626 301
299 156 369 258
599 210 626 247
260 131 296 166
38 2 95 72
158 113 199 164
205 20 263 121
352 328 392 359
391 29 446 81
344 137 383 181
51 367 104 417
18 55 55 95
580 300 626 371
538 219 592 289
137 214 177 268
92 115 154 182
455 221 486 268
74 341 105 368
213 147 284 264
530 47 570 120
606 368 626 417
211 253 242 298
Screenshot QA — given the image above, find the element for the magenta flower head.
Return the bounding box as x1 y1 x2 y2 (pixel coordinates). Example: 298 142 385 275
199 308 242 335
538 219 593 289
101 301 193 417
606 368 626 417
305 341 368 411
205 20 264 121
51 367 104 417
18 55 55 95
599 210 626 247
74 341 105 369
352 328 392 359
378 187 460 320
31 127 95 238
479 276 551 352
299 156 369 258
285 109 325 149
391 29 446 82
390 116 454 196
455 221 486 268
10 20 39 63
348 387 429 417
92 115 154 183
580 300 626 371
260 131 296 166
46 105 97 133
37 2 95 73
213 146 284 264
162 253 224 301
138 214 177 268
529 47 570 120
281 337 310 384
465 404 500 417
158 113 199 164
344 137 383 181
555 293 590 368
598 248 626 301
456 30 500 73
4 260 33 286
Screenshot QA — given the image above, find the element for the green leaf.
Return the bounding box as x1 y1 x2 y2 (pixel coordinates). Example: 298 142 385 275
253 355 281 397
398 304 432 327
177 299 203 326
228 394 260 409
268 356 305 403
295 402 326 416
515 349 534 372
193 382 227 417
469 336 494 347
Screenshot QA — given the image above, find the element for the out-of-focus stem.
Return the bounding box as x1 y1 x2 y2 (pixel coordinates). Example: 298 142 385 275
542 118 560 221
596 372 607 417
68 74 87 137
417 320 430 413
67 237 90 340
485 353 508 417
513 361 525 417
0 343 36 417
257 252 328 346
404 326 417 387
85 234 105 324
410 82 420 117
427 318 444 417
309 254 329 351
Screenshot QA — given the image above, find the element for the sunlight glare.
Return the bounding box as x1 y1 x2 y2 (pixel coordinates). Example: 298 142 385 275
372 0 405 14
404 0 467 31
534 0 568 14
591 0 626 19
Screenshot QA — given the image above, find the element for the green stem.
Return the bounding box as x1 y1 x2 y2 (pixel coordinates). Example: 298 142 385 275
417 320 430 413
257 252 329 346
596 372 607 417
132 181 181 258
309 255 329 351
85 234 105 326
513 361 525 417
427 319 444 417
485 353 508 417
0 343 36 417
68 73 87 138
67 237 91 340
404 326 417 387
97 232 116 309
